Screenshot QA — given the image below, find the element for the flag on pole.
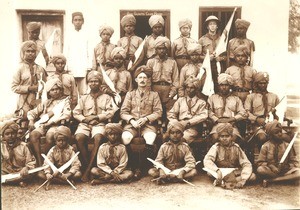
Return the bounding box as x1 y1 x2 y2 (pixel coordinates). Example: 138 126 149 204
127 35 148 70
198 49 214 96
35 29 58 69
215 7 237 74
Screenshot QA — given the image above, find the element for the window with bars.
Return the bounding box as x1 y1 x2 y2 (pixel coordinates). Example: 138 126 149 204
198 7 242 40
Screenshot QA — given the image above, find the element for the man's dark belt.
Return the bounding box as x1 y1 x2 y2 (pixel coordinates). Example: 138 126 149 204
232 87 250 92
152 81 171 86
176 55 189 59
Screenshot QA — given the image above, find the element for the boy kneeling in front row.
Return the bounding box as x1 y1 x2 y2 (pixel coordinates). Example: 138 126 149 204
148 121 197 185
90 123 133 185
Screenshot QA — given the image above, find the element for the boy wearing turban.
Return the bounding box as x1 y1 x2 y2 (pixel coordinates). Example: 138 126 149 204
73 70 116 182
171 18 197 72
168 77 207 144
228 19 255 67
148 121 197 185
1 122 36 187
38 126 81 189
90 123 133 185
257 120 299 187
146 36 179 125
48 54 78 109
204 123 256 189
225 45 257 102
103 47 133 100
117 14 143 69
26 21 49 65
27 78 71 166
244 72 291 153
130 15 165 72
121 66 162 179
12 41 47 122
178 43 204 98
92 24 116 71
64 11 92 95
207 73 247 146
198 15 227 93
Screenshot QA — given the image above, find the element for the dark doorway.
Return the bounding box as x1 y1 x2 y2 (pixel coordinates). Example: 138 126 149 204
120 10 171 39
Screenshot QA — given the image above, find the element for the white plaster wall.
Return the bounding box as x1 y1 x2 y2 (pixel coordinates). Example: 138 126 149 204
0 0 296 118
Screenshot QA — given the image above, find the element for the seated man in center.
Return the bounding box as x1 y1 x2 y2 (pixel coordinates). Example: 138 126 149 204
120 65 163 179
167 77 207 144
73 70 116 182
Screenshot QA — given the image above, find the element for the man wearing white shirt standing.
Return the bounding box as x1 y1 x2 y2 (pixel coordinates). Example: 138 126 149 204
64 12 92 95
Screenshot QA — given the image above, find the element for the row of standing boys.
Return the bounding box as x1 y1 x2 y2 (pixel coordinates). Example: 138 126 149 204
2 11 299 189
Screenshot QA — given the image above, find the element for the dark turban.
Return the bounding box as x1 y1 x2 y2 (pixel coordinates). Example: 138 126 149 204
1 121 19 136
235 19 250 29
54 126 72 139
134 65 152 78
254 72 269 83
265 120 282 136
51 54 67 64
26 22 41 31
105 123 123 134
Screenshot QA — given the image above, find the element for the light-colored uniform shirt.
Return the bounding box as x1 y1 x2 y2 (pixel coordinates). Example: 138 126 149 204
11 62 47 115
146 55 179 97
1 141 36 174
204 142 253 180
155 141 196 172
171 36 197 57
104 67 132 94
48 72 78 109
168 96 207 125
244 92 279 122
117 35 143 58
198 33 220 58
73 93 115 124
225 65 257 90
97 143 128 174
207 94 247 123
27 96 71 124
121 89 162 123
64 28 92 77
44 145 81 175
92 41 115 70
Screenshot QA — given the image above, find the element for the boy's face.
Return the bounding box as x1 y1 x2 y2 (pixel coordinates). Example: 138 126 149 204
185 83 196 98
54 59 66 73
236 26 247 37
100 30 111 42
49 84 62 99
218 84 230 95
207 21 218 33
257 81 268 92
24 48 36 61
88 78 100 91
113 54 124 68
271 127 283 142
124 24 135 35
135 72 148 88
152 24 163 36
190 53 200 63
56 135 68 149
28 29 40 40
218 131 232 146
180 26 191 37
72 15 84 30
107 131 120 144
169 127 183 143
234 52 248 66
155 45 167 58
3 128 17 146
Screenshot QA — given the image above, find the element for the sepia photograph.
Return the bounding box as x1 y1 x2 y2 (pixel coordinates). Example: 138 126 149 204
1 0 300 209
